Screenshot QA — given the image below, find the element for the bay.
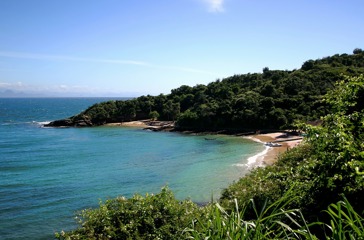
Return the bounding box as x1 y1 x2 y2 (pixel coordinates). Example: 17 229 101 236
0 98 263 239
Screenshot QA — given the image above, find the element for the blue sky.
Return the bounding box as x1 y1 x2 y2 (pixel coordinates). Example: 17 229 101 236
0 0 363 97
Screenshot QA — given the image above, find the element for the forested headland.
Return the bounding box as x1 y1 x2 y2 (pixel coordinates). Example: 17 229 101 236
48 49 364 132
56 50 364 239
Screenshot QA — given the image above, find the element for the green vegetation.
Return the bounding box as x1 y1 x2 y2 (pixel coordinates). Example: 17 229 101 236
54 50 364 131
56 51 364 239
219 74 364 238
56 187 200 240
221 75 364 212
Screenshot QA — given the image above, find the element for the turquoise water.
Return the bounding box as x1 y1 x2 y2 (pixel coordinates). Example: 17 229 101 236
0 98 264 239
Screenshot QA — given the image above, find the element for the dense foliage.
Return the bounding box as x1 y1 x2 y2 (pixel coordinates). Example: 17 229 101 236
56 187 200 240
221 75 364 231
61 50 364 131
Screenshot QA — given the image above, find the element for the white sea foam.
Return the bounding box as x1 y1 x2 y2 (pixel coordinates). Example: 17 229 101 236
246 146 270 167
1 121 52 127
233 143 270 168
32 121 51 125
30 121 52 128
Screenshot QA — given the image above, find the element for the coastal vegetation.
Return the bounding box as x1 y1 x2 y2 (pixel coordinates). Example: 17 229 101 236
48 50 364 131
220 74 364 233
56 51 364 239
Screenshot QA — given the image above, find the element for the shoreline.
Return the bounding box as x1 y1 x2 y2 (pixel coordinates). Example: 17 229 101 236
106 120 149 127
246 132 302 165
105 120 174 130
105 120 303 166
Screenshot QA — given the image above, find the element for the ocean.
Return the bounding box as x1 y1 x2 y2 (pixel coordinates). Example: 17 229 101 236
0 98 264 240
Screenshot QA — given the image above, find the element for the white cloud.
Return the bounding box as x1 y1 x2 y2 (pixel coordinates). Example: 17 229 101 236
0 51 147 66
0 50 215 75
0 81 32 92
203 0 225 12
0 81 126 97
0 82 11 87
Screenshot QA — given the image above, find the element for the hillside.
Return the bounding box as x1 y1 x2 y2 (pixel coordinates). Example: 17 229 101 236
47 49 364 131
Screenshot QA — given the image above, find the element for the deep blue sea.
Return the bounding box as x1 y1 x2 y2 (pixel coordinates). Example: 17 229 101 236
0 98 264 240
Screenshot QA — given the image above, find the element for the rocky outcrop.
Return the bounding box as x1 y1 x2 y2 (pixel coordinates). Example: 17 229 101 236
74 119 93 127
44 119 74 127
44 119 93 127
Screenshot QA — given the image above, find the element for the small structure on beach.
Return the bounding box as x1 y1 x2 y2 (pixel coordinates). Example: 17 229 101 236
265 142 282 147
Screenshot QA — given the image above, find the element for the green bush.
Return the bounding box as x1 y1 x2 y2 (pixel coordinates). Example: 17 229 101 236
56 187 200 240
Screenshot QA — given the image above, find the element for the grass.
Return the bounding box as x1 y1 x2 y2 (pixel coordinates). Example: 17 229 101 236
324 196 364 239
182 189 364 239
183 187 318 239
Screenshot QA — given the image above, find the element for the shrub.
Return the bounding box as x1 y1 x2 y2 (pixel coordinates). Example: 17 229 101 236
56 187 200 240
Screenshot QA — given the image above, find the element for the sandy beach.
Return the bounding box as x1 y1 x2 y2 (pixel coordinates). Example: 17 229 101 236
246 132 302 165
106 120 149 127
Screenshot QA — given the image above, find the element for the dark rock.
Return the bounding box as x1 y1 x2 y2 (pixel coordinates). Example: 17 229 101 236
44 119 74 127
44 118 94 127
75 120 93 127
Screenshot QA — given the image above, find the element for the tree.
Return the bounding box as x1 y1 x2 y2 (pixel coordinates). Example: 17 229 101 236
179 93 194 112
301 60 315 71
176 109 199 129
118 100 136 121
233 91 261 127
149 111 160 120
353 48 363 54
163 100 180 121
